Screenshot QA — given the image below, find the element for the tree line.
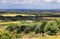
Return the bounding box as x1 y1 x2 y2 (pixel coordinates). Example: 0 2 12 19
0 15 42 21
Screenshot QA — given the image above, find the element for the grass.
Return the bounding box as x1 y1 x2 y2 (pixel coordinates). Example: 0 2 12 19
0 21 21 26
0 20 39 26
0 21 20 24
2 13 35 16
18 32 60 39
36 35 60 39
0 19 60 39
20 33 60 39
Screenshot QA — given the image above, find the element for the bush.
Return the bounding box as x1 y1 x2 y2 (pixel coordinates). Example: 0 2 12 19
45 21 58 35
16 26 21 34
54 19 60 32
35 21 47 36
20 25 27 31
16 25 27 34
16 34 23 38
30 24 37 32
15 26 20 29
6 26 15 32
35 26 41 34
0 32 14 39
24 26 31 34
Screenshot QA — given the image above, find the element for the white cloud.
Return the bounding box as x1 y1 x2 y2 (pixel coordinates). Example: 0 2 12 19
32 0 41 4
10 0 41 4
0 0 41 4
45 0 56 3
45 0 53 2
10 0 22 4
57 0 60 2
1 0 10 3
21 0 34 4
45 0 51 2
1 0 58 4
2 0 35 4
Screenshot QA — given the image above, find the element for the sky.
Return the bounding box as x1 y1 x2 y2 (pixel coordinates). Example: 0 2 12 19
0 0 60 9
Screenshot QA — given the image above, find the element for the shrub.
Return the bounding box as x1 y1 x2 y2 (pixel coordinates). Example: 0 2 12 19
30 24 37 32
20 25 27 31
45 21 58 35
0 31 14 39
54 19 60 32
35 21 47 36
6 26 15 32
16 25 27 34
40 21 47 36
24 26 31 34
15 26 20 29
16 34 23 38
16 26 21 34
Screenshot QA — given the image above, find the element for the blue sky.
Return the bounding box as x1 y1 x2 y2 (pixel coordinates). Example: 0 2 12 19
0 0 60 9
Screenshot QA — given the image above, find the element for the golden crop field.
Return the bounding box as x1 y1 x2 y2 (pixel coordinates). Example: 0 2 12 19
1 13 35 16
0 21 20 24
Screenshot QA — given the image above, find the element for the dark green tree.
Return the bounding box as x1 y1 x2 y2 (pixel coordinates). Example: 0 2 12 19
45 21 58 35
35 21 47 36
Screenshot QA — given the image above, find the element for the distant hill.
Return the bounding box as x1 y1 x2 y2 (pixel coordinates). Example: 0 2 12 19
0 9 60 13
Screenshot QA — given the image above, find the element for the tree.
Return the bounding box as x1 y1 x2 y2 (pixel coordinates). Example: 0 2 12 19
6 26 15 32
54 19 60 32
16 25 27 34
16 26 21 34
20 25 26 31
24 26 31 34
30 24 37 32
0 31 14 39
35 21 47 36
45 21 58 35
40 21 47 36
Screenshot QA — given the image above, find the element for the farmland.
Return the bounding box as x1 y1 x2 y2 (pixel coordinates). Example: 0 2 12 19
0 12 60 39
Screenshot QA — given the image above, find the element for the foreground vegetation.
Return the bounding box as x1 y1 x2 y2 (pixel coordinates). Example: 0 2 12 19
0 18 60 39
0 11 60 39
